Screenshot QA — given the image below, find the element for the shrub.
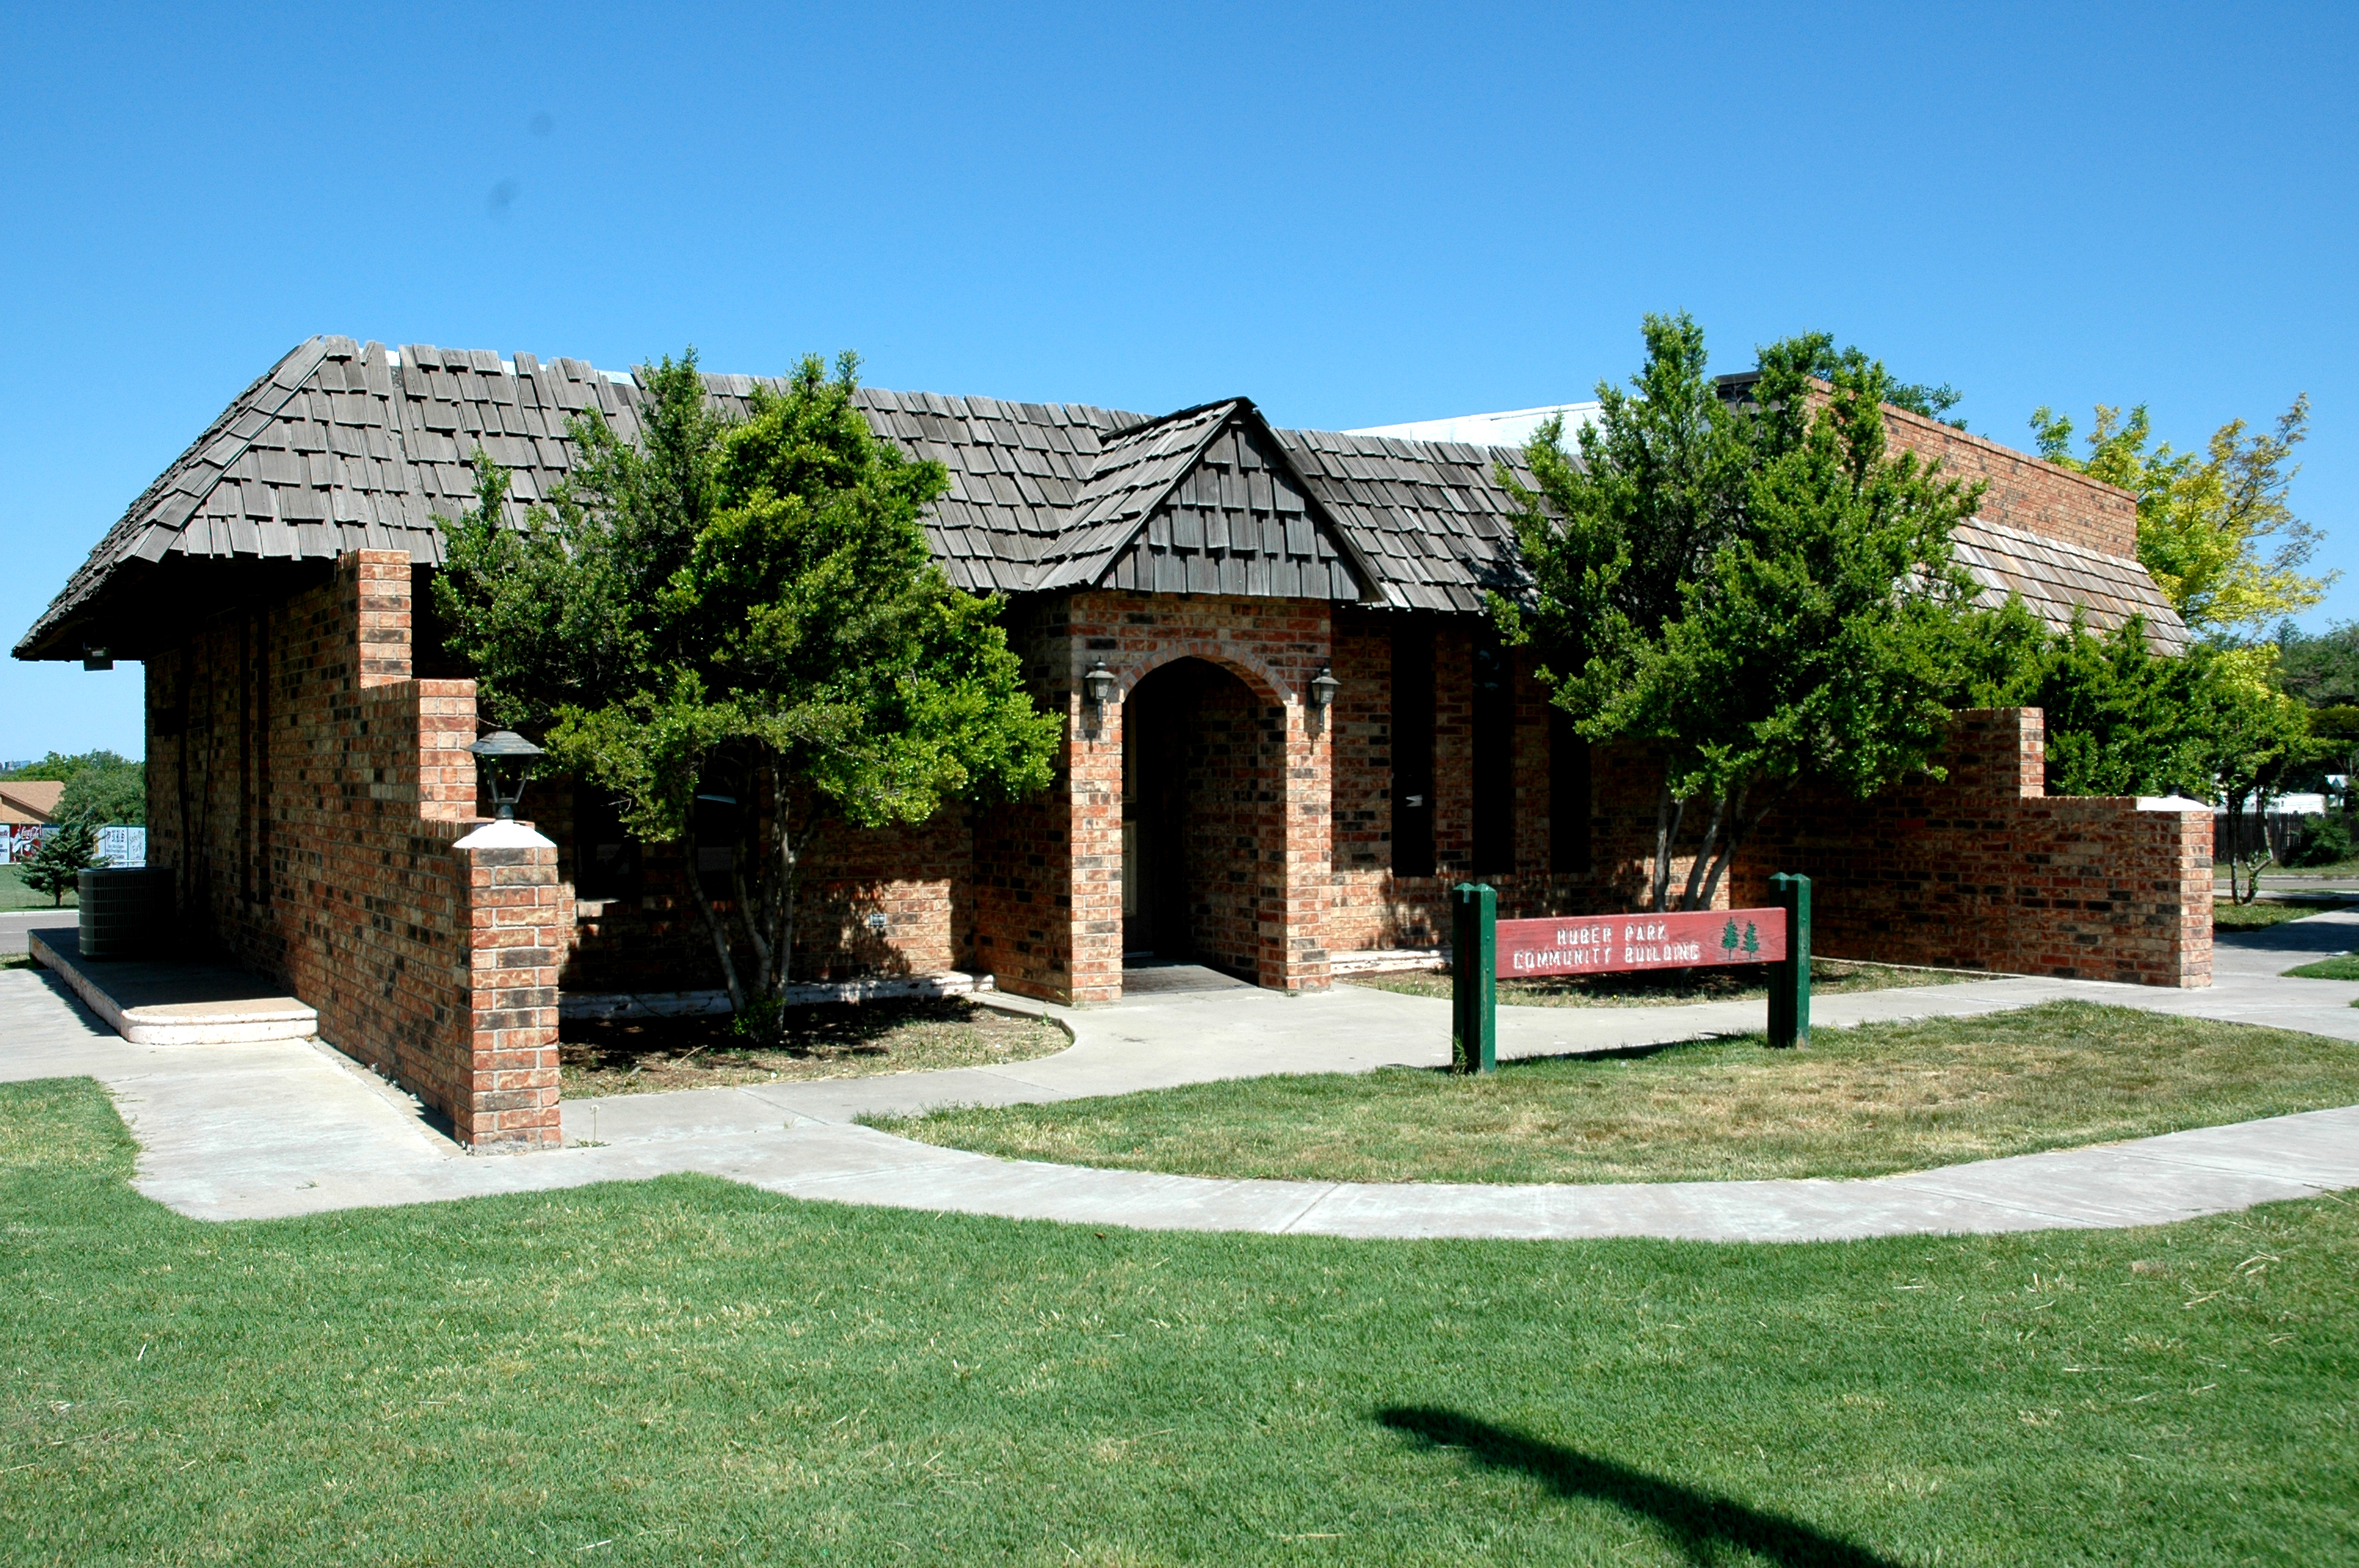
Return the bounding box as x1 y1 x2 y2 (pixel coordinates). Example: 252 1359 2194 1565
2287 813 2353 867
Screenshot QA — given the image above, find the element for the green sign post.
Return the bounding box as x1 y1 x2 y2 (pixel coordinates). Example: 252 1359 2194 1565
1766 873 1811 1049
1447 875 1813 1073
1449 882 1497 1074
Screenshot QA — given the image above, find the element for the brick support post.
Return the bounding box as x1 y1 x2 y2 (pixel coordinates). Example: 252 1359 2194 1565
453 822 567 1149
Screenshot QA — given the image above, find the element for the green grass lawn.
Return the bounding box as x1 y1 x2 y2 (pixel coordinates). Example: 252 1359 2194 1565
2214 895 2357 931
2284 953 2359 981
0 864 72 910
874 1002 2359 1185
1347 955 1971 1009
3 1077 2354 1565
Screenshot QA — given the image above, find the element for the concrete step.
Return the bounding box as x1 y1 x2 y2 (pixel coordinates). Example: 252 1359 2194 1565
29 927 318 1047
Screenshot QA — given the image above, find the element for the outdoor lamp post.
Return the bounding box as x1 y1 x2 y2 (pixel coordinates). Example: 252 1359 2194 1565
1308 666 1340 713
1083 659 1119 715
468 729 546 821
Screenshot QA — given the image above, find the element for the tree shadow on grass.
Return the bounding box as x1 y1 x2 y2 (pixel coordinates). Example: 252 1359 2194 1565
1377 1407 1903 1568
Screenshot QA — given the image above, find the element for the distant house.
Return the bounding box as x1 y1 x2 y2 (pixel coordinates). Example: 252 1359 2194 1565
14 337 2212 1149
0 780 64 826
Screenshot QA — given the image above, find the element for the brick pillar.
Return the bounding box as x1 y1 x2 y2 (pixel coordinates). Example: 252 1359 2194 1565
453 820 567 1149
1067 639 1125 1004
351 550 413 689
1267 684 1332 993
2148 803 2215 990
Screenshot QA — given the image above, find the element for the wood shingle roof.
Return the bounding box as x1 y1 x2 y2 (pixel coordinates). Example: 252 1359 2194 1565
18 336 2187 659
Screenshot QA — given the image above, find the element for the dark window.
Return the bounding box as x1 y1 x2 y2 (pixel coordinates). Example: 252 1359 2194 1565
573 785 639 902
1471 629 1514 873
694 793 740 900
1390 621 1435 877
1549 707 1592 874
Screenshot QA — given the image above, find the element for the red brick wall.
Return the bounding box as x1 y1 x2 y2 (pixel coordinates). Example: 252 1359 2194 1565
969 596 1084 1000
1879 404 2139 558
145 552 563 1148
1735 707 2209 986
558 809 974 994
1324 612 1673 948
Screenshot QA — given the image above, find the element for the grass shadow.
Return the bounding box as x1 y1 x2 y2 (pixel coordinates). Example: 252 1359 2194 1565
1376 1406 1902 1567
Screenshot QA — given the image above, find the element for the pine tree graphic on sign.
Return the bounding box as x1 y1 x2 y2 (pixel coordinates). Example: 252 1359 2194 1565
1743 920 1760 956
1721 917 1740 953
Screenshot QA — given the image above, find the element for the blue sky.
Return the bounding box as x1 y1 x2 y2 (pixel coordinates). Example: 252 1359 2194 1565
2 2 2351 759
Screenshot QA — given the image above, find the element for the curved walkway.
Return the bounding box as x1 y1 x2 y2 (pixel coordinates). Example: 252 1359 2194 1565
2 913 2356 1240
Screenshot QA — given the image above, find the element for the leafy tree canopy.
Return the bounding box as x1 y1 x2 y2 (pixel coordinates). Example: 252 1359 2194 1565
1498 314 1988 910
2029 397 2332 633
435 350 1059 1018
1805 343 1965 430
2275 619 2359 708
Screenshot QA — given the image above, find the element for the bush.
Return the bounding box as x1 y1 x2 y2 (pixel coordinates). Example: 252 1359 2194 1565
2287 813 2354 867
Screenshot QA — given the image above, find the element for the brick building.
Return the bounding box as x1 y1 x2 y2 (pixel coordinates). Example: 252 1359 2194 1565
17 337 2211 1149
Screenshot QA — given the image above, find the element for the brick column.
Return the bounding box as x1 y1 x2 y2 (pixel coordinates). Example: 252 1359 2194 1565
1067 641 1125 1005
1268 682 1333 993
453 819 567 1149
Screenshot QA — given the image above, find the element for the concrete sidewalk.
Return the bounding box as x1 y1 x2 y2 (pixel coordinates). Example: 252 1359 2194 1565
4 909 2357 1238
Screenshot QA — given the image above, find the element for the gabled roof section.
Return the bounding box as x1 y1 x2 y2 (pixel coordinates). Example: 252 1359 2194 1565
1031 400 1383 601
1954 518 2188 655
1033 399 1242 588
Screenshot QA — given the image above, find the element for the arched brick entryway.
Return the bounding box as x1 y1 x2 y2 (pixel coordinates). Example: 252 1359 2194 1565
1121 657 1283 980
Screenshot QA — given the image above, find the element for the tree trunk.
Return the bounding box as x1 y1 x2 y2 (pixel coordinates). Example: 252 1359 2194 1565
1649 783 1685 913
1694 778 1790 913
682 816 749 1014
1677 791 1728 911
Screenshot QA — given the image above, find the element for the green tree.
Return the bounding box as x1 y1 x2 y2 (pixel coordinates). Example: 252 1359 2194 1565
2014 618 2205 797
1498 317 1987 909
20 822 101 906
2030 397 2331 633
2191 644 2317 903
2005 619 2316 902
2274 619 2359 707
1807 343 1965 429
435 350 1059 1023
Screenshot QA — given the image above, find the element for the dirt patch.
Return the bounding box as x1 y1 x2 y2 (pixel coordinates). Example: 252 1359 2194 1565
562 996 1067 1098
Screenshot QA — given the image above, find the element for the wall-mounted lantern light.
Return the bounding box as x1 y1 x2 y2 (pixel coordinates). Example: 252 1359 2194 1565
468 729 546 821
1083 659 1119 713
82 646 113 672
1309 666 1340 713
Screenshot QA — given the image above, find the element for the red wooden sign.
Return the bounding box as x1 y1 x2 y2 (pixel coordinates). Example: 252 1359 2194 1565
1494 907 1789 978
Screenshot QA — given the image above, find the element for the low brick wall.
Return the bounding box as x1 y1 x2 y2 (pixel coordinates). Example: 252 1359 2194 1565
146 551 564 1148
1735 708 2210 987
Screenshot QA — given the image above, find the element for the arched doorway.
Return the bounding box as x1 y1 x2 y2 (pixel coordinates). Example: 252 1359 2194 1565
1121 658 1281 981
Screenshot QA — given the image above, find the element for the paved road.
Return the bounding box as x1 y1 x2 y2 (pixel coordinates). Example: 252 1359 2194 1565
0 909 78 953
4 909 2356 1240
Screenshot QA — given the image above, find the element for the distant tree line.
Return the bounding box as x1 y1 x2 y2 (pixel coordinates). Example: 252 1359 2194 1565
0 750 145 827
1 751 145 905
